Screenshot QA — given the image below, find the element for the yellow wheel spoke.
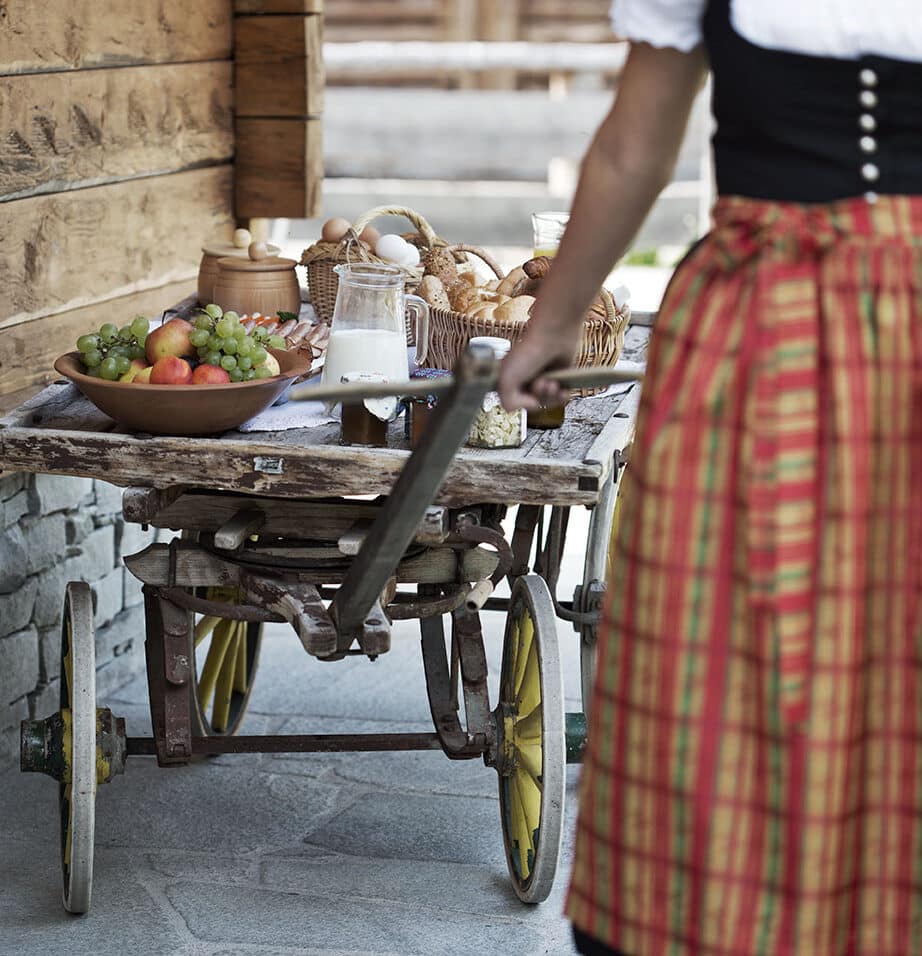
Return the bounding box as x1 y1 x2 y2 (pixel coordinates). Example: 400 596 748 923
211 622 240 733
505 618 520 698
509 776 534 879
512 610 534 696
197 620 233 712
233 624 248 694
194 615 222 648
514 702 543 743
516 637 540 715
515 766 542 835
517 739 543 783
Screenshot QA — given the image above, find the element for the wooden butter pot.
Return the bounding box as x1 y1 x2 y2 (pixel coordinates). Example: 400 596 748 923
198 240 279 305
213 250 300 317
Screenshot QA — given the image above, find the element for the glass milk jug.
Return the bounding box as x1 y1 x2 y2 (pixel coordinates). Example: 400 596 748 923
322 262 429 389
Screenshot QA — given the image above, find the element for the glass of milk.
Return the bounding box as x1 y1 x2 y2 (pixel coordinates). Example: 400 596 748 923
323 263 430 390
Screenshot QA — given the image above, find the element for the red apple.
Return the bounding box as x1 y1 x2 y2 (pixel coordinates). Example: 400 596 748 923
119 359 150 383
192 364 231 385
133 366 153 384
149 356 193 385
145 318 194 364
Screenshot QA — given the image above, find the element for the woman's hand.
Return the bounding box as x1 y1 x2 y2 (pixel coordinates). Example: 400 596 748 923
497 318 580 411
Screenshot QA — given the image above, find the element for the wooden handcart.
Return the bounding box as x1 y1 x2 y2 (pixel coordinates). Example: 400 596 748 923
2 338 644 915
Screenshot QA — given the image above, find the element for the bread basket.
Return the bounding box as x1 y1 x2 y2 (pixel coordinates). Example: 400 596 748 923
301 205 452 326
423 246 631 397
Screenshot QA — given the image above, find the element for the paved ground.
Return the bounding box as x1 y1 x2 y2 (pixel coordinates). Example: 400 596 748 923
1 508 599 956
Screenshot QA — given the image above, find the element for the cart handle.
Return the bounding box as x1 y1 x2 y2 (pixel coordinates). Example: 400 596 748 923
289 364 644 405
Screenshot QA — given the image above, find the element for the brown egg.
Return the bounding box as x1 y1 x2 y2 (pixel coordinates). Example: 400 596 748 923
359 225 381 247
321 217 352 243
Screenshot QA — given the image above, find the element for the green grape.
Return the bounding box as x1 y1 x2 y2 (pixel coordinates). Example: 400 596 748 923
252 347 267 365
197 346 211 360
223 311 240 324
77 333 99 353
233 324 248 340
244 369 256 381
195 314 213 331
268 335 286 350
207 334 223 351
215 318 232 338
130 315 150 338
190 329 210 348
129 346 146 361
83 348 103 368
99 323 118 343
254 366 273 380
108 345 129 359
220 355 237 371
236 336 254 357
204 303 223 319
238 355 253 371
86 366 102 378
118 325 133 340
114 356 131 375
222 338 237 355
228 368 244 383
205 351 222 367
253 327 269 342
99 357 119 380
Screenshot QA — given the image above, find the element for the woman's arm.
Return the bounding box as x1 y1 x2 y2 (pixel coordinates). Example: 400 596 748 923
497 41 708 411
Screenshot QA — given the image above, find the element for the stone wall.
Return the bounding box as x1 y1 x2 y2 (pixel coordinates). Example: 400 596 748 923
0 472 167 765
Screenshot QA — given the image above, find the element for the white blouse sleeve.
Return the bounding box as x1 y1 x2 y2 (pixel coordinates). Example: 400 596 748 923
609 0 707 53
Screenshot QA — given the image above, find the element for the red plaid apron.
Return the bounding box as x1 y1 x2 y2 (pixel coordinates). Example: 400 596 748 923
567 195 922 956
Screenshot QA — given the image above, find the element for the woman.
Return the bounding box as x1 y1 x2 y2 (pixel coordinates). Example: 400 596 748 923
498 2 922 955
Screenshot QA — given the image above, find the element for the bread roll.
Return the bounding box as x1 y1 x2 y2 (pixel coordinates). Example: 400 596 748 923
423 246 459 288
483 278 501 292
496 266 527 297
523 255 553 280
469 302 499 322
419 275 452 311
457 271 479 287
450 284 484 313
494 295 535 324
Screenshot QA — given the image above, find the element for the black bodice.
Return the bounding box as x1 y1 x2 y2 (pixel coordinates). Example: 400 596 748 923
703 0 922 202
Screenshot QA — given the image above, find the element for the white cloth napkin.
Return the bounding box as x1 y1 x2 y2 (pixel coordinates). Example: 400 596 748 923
237 398 337 432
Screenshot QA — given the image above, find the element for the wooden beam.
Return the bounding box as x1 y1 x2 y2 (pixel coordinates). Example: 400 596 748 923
235 15 324 117
0 0 232 76
0 63 233 202
0 166 233 329
235 118 322 218
0 279 198 397
235 0 324 12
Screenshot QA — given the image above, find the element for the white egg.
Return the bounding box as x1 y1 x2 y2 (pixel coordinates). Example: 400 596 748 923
375 233 411 263
398 243 421 267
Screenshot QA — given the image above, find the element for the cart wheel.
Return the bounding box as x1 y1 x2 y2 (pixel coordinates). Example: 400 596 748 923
59 581 97 914
578 465 620 713
497 574 565 904
189 588 263 737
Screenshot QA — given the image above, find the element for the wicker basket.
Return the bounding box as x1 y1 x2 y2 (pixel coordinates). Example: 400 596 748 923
301 206 450 326
423 246 631 397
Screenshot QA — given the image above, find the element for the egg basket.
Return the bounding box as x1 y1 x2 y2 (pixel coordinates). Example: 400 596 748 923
301 205 453 326
423 245 631 398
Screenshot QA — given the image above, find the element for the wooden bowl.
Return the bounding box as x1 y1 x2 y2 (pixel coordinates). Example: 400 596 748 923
53 349 312 436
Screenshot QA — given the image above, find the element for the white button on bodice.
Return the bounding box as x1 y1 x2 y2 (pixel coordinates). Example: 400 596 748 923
860 113 877 132
861 163 880 182
860 89 879 109
860 136 878 153
860 68 879 87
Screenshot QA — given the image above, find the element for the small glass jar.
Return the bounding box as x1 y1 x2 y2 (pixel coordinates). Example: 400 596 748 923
527 402 567 430
340 372 390 447
405 368 450 449
466 337 526 449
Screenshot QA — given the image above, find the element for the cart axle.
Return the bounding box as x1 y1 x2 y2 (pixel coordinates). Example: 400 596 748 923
125 732 445 757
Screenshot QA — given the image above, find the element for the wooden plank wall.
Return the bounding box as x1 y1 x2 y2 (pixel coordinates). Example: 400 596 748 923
323 0 616 88
0 1 236 404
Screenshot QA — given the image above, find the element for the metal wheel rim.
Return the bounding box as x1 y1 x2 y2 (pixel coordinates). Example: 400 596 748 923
498 574 565 904
579 466 619 712
59 581 96 914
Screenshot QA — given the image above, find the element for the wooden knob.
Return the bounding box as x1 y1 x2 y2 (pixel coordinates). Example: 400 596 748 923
233 228 252 249
248 240 270 261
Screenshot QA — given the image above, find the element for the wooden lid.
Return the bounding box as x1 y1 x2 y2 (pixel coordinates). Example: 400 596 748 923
216 255 297 273
202 241 279 258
